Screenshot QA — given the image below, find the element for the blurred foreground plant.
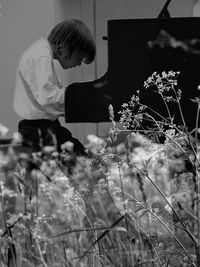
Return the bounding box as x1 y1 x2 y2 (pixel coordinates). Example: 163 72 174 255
1 71 200 266
111 70 200 266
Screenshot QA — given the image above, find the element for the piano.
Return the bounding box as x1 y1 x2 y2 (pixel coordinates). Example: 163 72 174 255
65 16 200 132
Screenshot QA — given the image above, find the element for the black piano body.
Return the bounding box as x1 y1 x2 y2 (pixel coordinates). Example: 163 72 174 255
65 17 200 131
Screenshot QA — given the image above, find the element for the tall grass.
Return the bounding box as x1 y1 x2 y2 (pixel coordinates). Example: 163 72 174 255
0 70 200 266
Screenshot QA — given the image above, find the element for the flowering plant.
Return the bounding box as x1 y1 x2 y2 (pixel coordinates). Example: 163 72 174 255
0 71 200 266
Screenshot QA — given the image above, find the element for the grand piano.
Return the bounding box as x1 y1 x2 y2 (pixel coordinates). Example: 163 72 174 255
65 12 200 132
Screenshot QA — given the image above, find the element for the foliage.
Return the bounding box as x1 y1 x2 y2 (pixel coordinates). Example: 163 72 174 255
0 70 200 266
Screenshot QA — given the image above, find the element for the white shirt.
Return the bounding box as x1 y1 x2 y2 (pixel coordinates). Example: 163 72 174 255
13 38 65 121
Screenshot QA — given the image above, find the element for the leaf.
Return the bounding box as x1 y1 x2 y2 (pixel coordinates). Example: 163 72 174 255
134 205 145 213
139 209 148 219
79 215 125 261
151 201 180 224
48 225 127 239
111 226 127 232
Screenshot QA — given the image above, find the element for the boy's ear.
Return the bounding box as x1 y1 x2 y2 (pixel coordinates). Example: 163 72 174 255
56 48 62 56
59 47 70 58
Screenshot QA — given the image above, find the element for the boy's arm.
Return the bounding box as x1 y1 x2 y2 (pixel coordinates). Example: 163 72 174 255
34 56 65 109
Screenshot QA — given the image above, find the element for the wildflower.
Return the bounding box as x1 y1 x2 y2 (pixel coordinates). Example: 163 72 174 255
87 134 104 145
42 145 56 154
164 129 176 143
12 132 22 144
86 134 106 153
0 152 9 170
61 141 74 152
109 104 115 121
109 104 116 128
0 123 9 136
121 103 128 108
162 71 168 78
191 97 200 105
108 127 120 143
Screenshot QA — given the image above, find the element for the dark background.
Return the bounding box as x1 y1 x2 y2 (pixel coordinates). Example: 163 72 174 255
66 17 200 130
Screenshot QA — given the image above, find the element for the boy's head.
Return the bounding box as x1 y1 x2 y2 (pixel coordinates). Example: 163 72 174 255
48 19 96 69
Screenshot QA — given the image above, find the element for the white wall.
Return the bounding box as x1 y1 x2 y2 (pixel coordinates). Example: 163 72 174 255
0 0 198 141
0 0 54 137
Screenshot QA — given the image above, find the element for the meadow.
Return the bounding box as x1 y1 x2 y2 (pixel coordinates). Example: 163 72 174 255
0 70 200 267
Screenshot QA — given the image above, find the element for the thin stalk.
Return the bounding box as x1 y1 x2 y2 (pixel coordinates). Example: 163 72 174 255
195 105 200 148
194 105 200 266
146 113 187 154
48 226 127 238
195 169 200 266
117 193 162 266
0 248 5 266
104 142 197 246
144 107 183 135
172 87 186 129
133 220 162 267
151 113 200 168
160 93 173 123
171 87 200 166
35 238 48 267
0 182 17 267
134 214 144 264
130 163 198 245
179 205 200 223
118 166 129 229
128 194 195 266
145 83 199 166
150 210 196 267
117 165 136 264
55 161 100 262
145 105 171 124
74 201 100 257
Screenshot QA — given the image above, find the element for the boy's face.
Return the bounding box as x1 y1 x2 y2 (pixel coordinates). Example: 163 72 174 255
58 50 84 69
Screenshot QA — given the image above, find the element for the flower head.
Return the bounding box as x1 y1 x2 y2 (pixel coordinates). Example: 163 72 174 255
0 123 9 136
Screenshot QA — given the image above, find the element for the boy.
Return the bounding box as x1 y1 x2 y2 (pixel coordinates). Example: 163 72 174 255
13 19 96 155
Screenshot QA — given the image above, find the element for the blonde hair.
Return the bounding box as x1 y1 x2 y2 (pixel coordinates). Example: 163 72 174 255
48 19 96 64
